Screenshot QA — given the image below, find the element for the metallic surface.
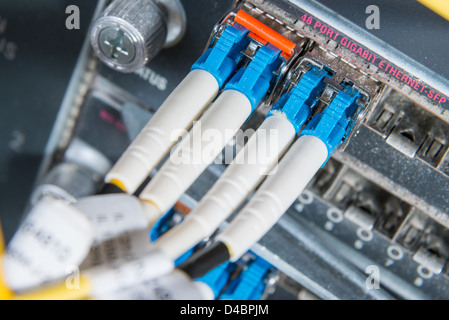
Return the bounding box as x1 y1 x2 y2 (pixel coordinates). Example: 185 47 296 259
265 0 449 119
157 0 187 47
90 0 168 72
315 0 449 82
98 27 136 64
285 0 449 98
335 126 449 225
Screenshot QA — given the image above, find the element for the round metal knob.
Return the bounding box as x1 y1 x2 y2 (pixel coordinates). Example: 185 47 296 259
90 0 169 73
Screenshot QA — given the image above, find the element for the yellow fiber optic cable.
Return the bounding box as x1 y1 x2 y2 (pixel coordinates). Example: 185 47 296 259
0 221 13 300
418 0 449 21
0 264 12 300
0 221 4 256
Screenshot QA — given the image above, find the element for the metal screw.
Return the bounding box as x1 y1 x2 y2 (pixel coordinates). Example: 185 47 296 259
98 27 136 64
90 0 181 73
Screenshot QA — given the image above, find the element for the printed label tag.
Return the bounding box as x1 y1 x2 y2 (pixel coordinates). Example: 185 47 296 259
75 194 151 268
2 198 93 292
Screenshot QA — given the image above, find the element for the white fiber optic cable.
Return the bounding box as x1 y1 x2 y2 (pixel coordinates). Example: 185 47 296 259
216 135 329 261
138 41 283 225
12 249 212 300
139 89 253 223
152 114 296 260
105 69 219 194
88 267 213 300
105 24 252 194
212 84 363 262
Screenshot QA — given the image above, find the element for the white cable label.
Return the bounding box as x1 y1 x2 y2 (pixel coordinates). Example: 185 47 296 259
2 197 93 292
81 230 151 269
88 250 182 300
75 194 151 268
90 262 209 300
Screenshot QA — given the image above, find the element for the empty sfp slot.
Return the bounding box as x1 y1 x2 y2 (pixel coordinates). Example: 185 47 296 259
386 119 427 158
367 88 449 176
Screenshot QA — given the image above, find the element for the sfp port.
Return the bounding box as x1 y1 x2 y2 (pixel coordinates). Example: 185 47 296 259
231 0 381 151
394 209 449 276
374 198 411 239
309 158 343 198
312 162 411 238
367 88 449 174
386 118 427 159
397 209 427 250
240 0 449 174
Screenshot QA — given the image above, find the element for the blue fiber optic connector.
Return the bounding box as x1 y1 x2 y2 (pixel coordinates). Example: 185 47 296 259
268 66 331 133
192 24 250 88
301 84 362 161
225 43 283 110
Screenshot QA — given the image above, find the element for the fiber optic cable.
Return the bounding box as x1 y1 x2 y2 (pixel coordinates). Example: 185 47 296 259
104 25 251 195
418 0 449 21
139 43 284 226
179 84 364 278
151 66 331 261
12 251 210 300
